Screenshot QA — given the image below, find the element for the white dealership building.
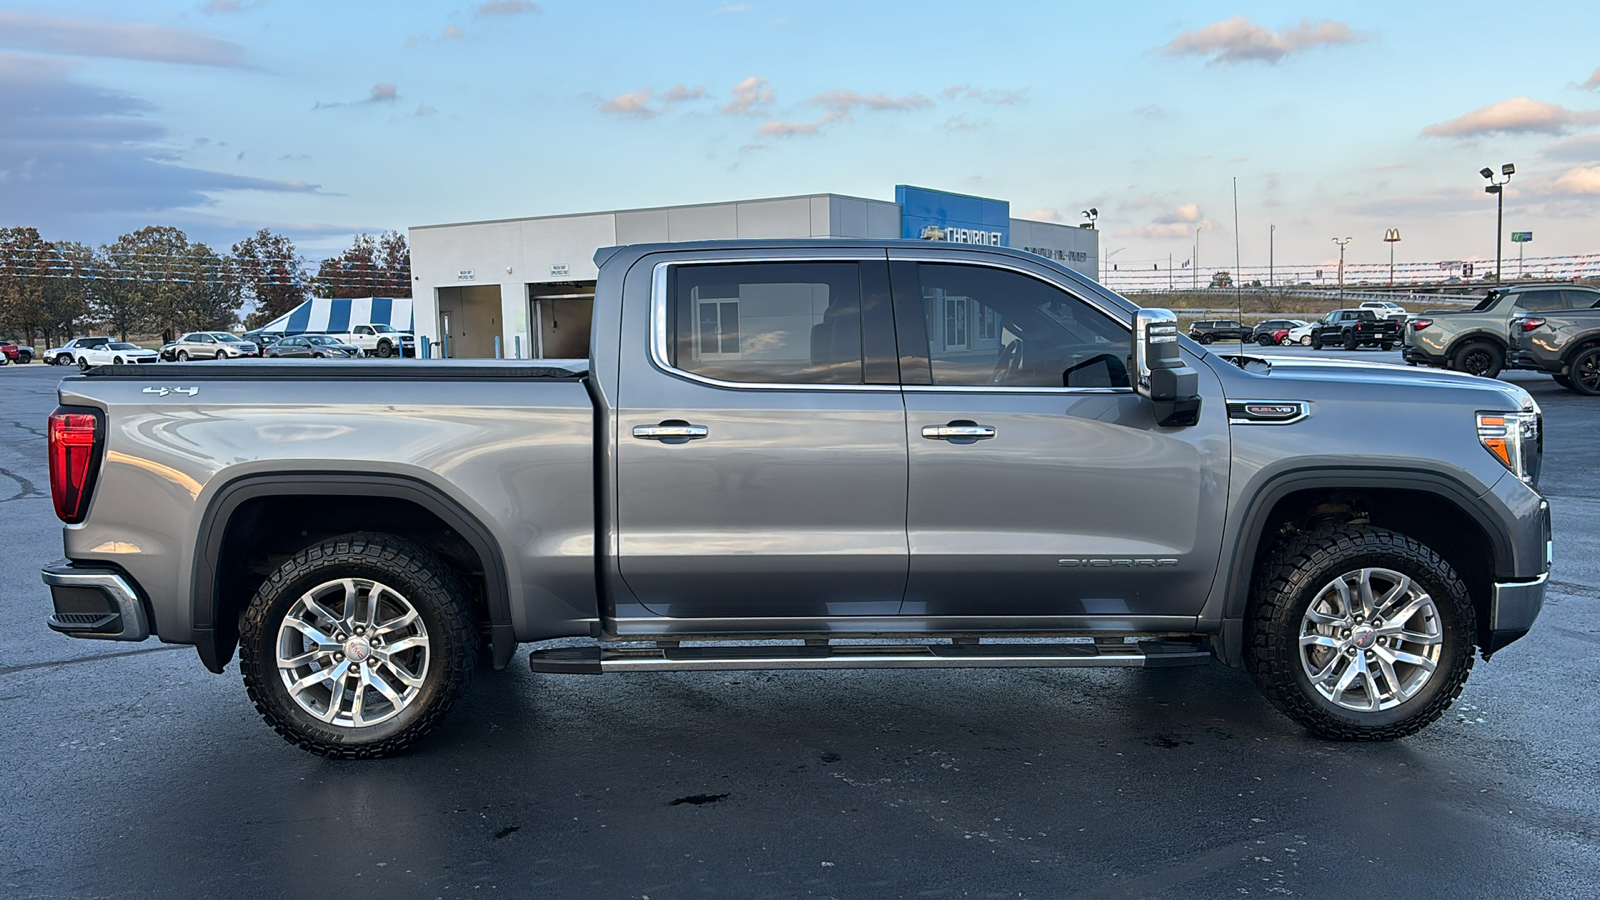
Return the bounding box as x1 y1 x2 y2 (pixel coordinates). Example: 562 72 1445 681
408 185 1099 359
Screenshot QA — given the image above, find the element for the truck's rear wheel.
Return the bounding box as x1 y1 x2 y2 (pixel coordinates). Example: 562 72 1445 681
239 533 477 758
1452 341 1502 378
1343 332 1358 351
1246 524 1475 741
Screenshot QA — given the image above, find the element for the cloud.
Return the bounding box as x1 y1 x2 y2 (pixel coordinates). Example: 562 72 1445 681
1020 208 1063 222
723 76 773 115
313 83 399 109
756 116 832 137
413 104 438 117
1132 104 1170 119
1550 165 1600 195
1540 132 1600 162
942 84 1027 105
0 53 317 237
1581 67 1600 91
1161 16 1370 65
598 84 705 118
1115 204 1215 239
1421 97 1600 138
201 0 267 12
0 11 248 67
475 1 539 14
810 89 932 114
942 114 981 131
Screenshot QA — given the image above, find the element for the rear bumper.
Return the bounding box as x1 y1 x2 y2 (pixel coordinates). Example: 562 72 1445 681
1401 345 1440 365
1507 348 1557 373
42 562 150 641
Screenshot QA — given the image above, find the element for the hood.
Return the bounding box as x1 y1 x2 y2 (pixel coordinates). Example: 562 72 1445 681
1208 352 1537 409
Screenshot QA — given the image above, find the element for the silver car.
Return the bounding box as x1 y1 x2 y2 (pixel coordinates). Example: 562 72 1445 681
170 332 259 361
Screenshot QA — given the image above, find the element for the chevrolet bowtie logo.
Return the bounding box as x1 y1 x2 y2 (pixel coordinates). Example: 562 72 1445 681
142 387 199 397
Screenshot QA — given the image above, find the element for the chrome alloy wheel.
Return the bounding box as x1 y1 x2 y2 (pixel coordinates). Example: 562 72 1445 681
1298 567 1443 712
275 578 430 727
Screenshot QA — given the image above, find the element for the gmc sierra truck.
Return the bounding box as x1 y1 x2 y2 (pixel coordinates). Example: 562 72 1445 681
1403 284 1600 378
42 240 1551 758
1509 306 1600 395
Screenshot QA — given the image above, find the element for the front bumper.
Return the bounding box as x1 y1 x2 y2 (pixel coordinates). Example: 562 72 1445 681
42 562 150 641
1482 498 1553 656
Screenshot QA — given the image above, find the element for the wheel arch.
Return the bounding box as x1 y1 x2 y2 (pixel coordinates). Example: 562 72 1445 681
192 472 514 675
1217 468 1508 664
1560 334 1600 367
1445 330 1507 359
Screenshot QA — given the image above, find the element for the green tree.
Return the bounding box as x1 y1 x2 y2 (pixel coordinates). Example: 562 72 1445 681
154 243 239 334
315 230 411 299
232 228 308 329
100 226 191 340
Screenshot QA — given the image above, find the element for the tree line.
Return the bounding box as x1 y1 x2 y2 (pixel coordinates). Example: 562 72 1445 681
0 226 410 346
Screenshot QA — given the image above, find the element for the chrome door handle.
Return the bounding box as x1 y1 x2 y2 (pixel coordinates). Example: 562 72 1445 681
921 424 996 441
632 423 709 442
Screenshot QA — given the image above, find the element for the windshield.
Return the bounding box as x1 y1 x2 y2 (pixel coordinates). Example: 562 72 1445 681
306 335 340 345
109 342 140 350
371 324 396 333
213 333 245 342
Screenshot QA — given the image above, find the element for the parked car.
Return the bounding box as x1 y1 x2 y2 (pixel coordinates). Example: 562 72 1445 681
45 337 111 366
1509 306 1600 395
263 334 363 358
1251 319 1308 346
0 339 35 364
73 341 160 370
1358 301 1409 322
1310 309 1401 350
1286 322 1316 346
334 324 416 358
1403 285 1600 378
169 331 260 360
1187 319 1252 344
43 239 1550 758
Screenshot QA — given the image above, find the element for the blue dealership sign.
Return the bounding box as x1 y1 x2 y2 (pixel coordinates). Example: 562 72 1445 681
896 185 1010 247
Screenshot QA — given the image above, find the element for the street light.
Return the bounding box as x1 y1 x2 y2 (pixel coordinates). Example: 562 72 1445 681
1480 163 1514 283
1332 237 1352 298
1080 207 1098 230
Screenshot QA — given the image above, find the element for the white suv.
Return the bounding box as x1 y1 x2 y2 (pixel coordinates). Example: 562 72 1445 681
1358 301 1408 321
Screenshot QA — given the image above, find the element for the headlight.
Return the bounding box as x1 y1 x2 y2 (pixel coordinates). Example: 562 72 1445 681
1477 410 1542 486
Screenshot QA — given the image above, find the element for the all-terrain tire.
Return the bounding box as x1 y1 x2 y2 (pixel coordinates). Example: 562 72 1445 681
239 532 478 758
1452 340 1503 378
1245 524 1475 741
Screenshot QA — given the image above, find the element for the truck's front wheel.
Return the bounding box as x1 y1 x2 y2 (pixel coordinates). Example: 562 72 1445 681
375 340 393 358
1246 525 1475 741
239 533 477 758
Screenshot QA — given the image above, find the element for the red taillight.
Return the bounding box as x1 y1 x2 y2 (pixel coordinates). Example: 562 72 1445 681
48 408 102 524
1520 317 1546 332
1411 318 1433 331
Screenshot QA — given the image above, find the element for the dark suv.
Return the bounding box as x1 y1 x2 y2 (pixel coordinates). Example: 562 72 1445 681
1187 319 1252 344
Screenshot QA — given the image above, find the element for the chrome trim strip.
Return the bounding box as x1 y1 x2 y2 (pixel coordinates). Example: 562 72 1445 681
608 613 1200 636
1226 399 1312 426
903 384 1132 395
41 568 150 641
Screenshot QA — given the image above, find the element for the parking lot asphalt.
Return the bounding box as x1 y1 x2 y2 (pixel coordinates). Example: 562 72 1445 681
2 355 1596 899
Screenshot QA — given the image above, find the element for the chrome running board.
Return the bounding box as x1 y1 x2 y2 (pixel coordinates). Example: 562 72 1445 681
528 640 1213 675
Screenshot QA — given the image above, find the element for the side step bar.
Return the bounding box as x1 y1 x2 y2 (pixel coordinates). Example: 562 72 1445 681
529 640 1213 675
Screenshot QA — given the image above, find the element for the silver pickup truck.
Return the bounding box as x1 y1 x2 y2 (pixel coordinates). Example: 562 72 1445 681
42 240 1552 758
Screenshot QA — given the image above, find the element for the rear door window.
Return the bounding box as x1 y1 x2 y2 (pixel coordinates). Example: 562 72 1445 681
1514 291 1565 311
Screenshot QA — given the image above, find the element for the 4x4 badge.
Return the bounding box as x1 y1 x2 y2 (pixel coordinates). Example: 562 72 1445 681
142 387 199 397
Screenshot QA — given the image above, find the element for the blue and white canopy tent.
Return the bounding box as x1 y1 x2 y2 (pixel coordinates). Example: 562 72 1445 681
249 297 415 338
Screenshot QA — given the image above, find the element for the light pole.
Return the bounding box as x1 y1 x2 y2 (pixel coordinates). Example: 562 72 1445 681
1080 207 1098 230
1332 237 1352 298
1194 228 1200 289
1383 229 1401 286
1480 163 1514 282
1269 224 1275 288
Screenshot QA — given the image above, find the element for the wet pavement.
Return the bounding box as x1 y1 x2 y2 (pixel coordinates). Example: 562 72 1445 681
2 357 1596 899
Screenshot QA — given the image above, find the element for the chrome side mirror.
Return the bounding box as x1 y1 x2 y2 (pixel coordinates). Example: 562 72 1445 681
1133 308 1201 427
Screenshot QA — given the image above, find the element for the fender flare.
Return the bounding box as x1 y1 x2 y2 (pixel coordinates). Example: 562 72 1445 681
1212 466 1511 665
191 472 514 674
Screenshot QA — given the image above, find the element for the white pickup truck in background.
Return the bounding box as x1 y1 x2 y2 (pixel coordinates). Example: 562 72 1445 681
333 323 416 358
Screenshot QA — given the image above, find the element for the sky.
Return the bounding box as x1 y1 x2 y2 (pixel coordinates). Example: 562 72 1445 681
2 0 1599 275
